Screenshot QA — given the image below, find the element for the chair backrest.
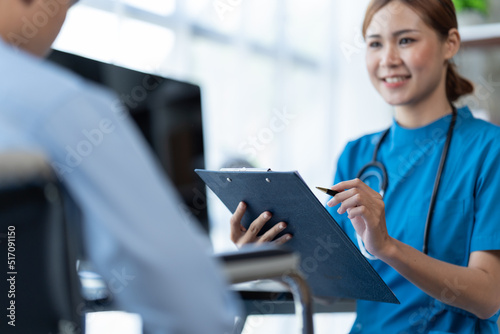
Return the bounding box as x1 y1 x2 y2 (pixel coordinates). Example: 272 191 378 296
0 152 83 334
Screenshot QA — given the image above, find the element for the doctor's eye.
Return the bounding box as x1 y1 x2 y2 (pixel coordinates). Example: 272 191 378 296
399 37 415 45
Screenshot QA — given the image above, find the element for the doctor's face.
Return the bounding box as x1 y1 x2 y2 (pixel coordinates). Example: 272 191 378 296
364 2 449 107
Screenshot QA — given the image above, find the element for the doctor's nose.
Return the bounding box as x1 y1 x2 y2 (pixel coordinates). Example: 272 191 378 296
380 45 402 68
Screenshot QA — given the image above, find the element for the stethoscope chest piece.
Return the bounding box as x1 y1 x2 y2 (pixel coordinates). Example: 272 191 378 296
356 160 387 198
353 108 457 258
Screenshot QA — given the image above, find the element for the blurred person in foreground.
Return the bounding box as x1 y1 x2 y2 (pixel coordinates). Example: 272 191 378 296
0 0 239 333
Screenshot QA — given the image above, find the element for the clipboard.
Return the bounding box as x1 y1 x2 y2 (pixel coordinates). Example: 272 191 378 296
196 168 399 304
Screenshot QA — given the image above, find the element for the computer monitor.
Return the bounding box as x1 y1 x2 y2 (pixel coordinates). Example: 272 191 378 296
48 50 209 232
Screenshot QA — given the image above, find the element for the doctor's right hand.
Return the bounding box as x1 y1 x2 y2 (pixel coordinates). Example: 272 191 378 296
230 201 292 248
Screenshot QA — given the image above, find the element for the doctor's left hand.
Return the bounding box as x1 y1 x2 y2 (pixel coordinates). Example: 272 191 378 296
230 201 292 249
327 178 394 258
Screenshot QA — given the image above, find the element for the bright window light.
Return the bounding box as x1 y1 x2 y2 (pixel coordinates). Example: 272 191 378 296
286 0 331 60
86 311 142 334
245 0 278 46
114 17 176 73
53 6 119 63
185 0 211 18
186 0 242 34
122 0 176 16
53 5 176 73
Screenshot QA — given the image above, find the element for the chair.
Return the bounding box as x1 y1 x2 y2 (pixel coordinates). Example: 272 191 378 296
219 245 315 334
0 152 83 334
0 151 315 334
77 243 315 334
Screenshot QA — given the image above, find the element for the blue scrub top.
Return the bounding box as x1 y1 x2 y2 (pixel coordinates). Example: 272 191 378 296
327 106 500 334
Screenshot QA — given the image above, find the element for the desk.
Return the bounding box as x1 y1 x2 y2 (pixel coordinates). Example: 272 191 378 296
233 280 356 333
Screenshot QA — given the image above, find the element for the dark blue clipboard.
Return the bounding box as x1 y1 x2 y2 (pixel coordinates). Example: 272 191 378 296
196 169 399 304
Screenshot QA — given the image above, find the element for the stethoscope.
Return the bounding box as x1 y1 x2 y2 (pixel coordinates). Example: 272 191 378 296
355 107 457 259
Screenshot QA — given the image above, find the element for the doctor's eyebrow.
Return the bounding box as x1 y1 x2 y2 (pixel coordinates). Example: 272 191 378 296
366 29 421 39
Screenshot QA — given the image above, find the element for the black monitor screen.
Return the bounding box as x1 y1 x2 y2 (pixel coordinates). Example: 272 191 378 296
48 50 209 232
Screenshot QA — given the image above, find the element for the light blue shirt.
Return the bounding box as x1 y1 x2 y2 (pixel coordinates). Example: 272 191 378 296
0 39 239 334
327 106 500 333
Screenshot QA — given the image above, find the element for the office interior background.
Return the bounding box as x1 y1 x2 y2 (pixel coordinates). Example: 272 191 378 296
53 0 500 332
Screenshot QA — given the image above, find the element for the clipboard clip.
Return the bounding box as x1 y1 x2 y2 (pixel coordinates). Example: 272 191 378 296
219 168 272 172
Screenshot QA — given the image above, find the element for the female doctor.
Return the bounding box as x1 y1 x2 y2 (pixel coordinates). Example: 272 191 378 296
230 0 500 332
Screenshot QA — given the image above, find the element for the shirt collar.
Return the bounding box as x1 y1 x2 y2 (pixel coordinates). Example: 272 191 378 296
387 106 471 147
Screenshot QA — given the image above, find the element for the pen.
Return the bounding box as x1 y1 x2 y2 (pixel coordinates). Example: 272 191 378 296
316 187 339 197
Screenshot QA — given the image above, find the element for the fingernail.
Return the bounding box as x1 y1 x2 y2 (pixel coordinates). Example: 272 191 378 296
264 212 271 219
286 235 292 241
279 223 285 230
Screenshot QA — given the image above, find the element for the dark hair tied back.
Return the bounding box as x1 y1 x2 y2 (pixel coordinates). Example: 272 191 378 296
362 0 474 102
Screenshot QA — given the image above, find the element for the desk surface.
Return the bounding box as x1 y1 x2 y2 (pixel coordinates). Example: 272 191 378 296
233 280 356 315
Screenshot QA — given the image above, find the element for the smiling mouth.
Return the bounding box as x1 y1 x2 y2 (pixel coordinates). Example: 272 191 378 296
383 76 411 83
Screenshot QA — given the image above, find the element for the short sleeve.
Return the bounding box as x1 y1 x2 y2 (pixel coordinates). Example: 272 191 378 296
471 144 500 252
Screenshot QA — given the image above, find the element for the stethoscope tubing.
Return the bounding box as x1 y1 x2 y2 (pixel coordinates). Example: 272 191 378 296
355 108 457 257
422 109 457 254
